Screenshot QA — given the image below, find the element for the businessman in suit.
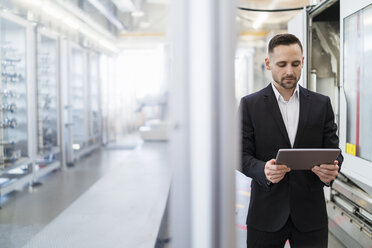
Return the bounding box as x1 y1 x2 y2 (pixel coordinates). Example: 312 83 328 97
239 33 343 247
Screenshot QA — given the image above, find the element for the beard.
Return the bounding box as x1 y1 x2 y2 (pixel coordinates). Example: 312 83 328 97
276 75 298 89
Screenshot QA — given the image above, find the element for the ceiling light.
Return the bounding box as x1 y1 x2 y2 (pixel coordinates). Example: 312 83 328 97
99 39 118 52
252 13 268 30
252 21 261 30
42 3 63 20
63 18 80 30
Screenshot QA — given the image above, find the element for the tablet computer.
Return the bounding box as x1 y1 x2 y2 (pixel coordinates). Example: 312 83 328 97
275 148 341 170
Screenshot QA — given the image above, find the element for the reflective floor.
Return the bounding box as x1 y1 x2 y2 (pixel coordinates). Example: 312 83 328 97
0 149 121 248
0 134 345 248
0 135 170 248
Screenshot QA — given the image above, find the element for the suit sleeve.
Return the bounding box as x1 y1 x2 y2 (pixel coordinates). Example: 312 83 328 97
323 97 344 185
239 97 269 188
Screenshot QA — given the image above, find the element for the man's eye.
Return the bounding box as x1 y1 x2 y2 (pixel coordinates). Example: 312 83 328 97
292 62 300 67
278 63 286 67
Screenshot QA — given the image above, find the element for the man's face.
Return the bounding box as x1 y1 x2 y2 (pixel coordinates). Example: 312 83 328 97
265 44 304 90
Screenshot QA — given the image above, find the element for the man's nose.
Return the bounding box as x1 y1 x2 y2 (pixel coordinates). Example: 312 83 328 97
286 66 294 75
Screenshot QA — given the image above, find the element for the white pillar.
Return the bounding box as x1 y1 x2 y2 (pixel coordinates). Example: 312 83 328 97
170 0 237 247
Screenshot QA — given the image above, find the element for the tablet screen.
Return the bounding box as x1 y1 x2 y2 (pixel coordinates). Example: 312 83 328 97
275 148 341 170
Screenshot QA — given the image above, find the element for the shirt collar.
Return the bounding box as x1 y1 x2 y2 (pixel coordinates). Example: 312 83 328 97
271 82 299 102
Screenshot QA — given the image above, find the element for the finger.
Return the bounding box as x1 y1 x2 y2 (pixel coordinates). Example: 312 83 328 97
266 170 290 182
318 175 332 183
312 165 335 174
271 175 285 183
319 175 333 183
321 169 338 177
266 170 289 176
319 164 339 170
312 167 336 183
267 162 286 169
264 159 277 170
267 159 276 165
312 171 332 183
314 166 339 177
267 173 286 180
266 173 285 179
267 165 290 173
312 168 337 181
273 164 290 170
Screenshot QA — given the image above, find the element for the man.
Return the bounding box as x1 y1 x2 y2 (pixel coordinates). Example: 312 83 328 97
239 33 343 248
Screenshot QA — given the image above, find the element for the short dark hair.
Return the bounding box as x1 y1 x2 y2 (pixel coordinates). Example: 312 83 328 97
268 33 303 54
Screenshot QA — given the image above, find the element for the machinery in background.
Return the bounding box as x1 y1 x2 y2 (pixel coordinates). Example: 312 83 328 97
139 120 170 141
137 94 170 141
64 45 102 165
70 46 89 161
88 52 101 149
0 12 33 197
0 7 108 198
34 29 62 182
289 0 372 246
331 1 372 246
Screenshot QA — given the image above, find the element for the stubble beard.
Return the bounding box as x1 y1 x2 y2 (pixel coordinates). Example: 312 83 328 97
279 76 298 90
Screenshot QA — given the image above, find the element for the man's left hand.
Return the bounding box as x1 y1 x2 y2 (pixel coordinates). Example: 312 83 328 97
311 160 339 184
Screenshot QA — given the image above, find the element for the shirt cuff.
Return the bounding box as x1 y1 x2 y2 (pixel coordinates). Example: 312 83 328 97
265 179 272 186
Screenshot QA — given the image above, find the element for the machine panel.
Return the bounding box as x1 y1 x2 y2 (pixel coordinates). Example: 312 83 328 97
344 4 372 161
34 30 61 179
0 12 33 194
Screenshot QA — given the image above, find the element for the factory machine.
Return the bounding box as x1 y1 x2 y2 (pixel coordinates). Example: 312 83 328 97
0 11 34 197
290 0 372 246
33 28 63 182
63 44 102 166
0 6 105 197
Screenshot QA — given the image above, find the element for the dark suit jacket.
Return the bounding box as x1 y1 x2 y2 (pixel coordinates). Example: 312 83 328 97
239 83 343 232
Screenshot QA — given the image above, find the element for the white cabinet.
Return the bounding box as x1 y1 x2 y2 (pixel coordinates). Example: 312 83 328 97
33 29 62 180
0 12 33 195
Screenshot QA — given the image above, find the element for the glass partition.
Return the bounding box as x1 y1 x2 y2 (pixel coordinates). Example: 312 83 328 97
89 52 100 145
0 15 31 187
35 32 60 171
344 4 372 161
71 47 87 152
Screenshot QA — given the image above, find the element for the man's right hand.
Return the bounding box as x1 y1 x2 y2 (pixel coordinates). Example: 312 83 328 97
264 159 291 184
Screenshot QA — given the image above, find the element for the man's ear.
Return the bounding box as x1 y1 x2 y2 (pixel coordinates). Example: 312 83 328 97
265 57 271 70
301 56 304 68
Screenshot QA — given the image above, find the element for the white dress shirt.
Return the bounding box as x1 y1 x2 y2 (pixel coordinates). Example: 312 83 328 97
271 83 300 148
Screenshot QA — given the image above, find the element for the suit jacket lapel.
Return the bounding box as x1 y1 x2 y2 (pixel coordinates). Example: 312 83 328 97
293 86 310 148
263 84 291 146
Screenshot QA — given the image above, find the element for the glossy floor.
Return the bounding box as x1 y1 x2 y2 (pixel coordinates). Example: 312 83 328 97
0 136 170 248
0 135 345 248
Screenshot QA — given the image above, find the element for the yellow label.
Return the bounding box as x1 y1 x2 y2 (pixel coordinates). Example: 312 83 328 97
236 204 245 209
238 191 251 197
346 143 356 156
